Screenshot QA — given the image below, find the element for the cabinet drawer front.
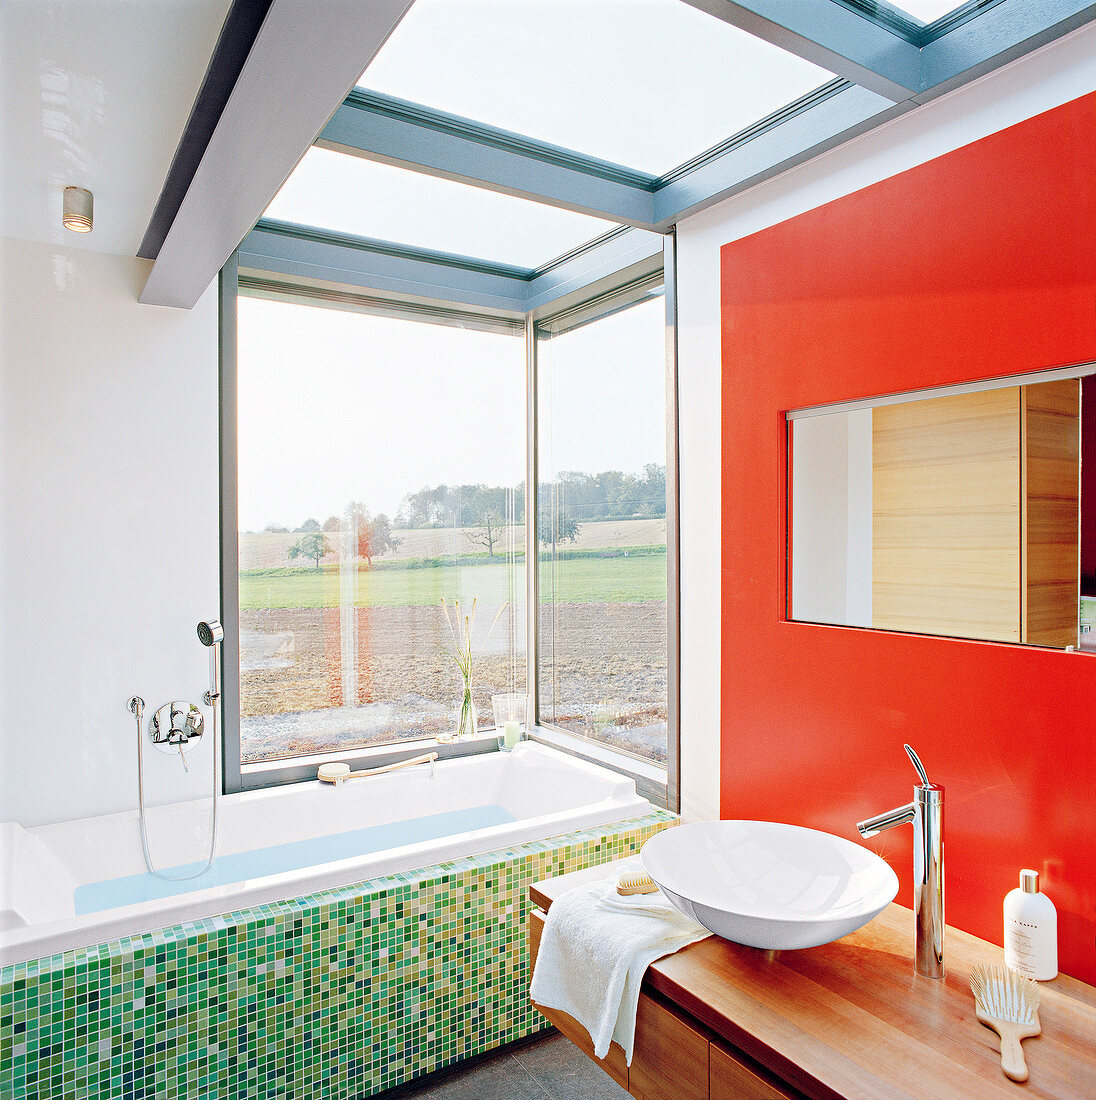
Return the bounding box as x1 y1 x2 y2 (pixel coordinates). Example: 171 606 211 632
528 908 630 1090
710 1040 802 1100
630 993 709 1100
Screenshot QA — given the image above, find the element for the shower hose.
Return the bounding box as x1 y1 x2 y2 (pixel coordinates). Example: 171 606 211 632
132 693 219 881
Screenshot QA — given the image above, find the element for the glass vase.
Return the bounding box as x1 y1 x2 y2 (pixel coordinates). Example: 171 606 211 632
457 681 478 740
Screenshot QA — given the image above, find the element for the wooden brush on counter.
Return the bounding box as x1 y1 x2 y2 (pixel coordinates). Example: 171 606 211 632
970 965 1042 1082
616 870 658 896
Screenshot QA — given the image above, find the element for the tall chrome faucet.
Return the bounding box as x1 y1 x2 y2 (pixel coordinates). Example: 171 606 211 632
857 745 944 979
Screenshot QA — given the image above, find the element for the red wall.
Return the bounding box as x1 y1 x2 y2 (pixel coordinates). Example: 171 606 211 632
720 93 1096 983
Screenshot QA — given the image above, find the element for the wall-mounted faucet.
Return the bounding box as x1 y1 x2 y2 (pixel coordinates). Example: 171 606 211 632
857 745 944 979
148 701 205 771
128 619 223 880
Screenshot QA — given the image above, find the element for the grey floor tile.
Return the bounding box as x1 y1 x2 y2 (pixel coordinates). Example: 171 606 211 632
404 1044 553 1100
514 1034 630 1100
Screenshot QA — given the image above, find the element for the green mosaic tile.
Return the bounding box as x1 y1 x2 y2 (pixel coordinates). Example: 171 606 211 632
0 810 675 1100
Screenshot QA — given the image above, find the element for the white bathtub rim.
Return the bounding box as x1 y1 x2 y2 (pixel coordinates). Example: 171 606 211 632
0 743 651 968
24 742 639 877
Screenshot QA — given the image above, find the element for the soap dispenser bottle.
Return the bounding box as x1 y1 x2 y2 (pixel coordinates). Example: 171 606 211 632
1004 869 1057 981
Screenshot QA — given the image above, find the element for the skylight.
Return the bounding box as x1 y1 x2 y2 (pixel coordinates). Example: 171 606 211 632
357 0 835 177
884 1 973 23
263 148 618 270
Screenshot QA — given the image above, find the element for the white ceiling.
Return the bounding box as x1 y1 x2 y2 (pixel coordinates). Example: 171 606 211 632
0 0 232 256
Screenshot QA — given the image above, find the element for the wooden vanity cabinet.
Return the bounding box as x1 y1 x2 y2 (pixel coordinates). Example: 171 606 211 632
630 992 709 1100
709 1041 799 1100
528 907 802 1100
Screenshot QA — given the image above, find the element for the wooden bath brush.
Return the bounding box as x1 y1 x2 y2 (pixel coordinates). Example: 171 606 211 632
617 870 658 896
318 752 438 784
970 965 1041 1082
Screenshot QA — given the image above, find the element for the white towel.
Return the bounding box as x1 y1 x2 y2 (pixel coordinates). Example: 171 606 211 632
529 862 710 1064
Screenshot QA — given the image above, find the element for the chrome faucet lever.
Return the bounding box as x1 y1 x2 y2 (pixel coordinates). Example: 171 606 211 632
857 744 944 979
904 743 930 787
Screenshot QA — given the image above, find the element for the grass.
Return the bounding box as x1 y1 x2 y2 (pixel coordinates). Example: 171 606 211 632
239 549 667 610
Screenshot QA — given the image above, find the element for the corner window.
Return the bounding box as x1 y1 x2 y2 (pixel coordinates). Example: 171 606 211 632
231 291 526 769
221 256 676 804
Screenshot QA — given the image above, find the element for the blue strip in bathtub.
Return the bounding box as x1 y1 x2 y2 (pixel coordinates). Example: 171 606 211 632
73 805 517 915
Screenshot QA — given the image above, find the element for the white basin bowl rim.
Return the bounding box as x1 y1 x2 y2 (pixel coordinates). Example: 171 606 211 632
641 820 899 925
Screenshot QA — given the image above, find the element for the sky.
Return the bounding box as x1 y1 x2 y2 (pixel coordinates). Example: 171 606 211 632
237 294 666 533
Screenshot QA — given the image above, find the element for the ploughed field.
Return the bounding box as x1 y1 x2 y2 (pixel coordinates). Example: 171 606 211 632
239 600 667 766
237 522 670 766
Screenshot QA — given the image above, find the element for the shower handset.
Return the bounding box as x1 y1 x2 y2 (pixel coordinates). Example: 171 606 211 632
196 620 223 706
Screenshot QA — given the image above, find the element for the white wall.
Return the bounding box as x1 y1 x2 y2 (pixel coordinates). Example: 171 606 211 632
674 21 1096 823
0 236 219 826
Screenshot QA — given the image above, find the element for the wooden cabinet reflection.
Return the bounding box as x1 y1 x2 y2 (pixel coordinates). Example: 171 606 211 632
872 379 1079 646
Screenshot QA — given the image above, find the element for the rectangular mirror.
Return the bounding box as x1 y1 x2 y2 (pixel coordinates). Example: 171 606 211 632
788 366 1095 651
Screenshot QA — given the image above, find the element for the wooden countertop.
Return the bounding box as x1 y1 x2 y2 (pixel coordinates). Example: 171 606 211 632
530 861 1096 1100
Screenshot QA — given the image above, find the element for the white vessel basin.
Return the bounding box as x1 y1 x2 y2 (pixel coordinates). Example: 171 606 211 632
642 820 899 951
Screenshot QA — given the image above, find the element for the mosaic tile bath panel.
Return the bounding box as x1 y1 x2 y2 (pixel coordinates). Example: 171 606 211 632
1 810 675 1100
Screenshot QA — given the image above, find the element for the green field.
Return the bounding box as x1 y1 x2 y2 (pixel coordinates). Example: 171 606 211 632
239 550 667 609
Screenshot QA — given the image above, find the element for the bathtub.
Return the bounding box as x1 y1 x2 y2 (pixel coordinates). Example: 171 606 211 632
0 741 650 967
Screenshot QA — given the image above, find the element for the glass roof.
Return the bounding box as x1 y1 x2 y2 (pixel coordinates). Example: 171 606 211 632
884 1 972 23
263 147 619 270
357 0 834 177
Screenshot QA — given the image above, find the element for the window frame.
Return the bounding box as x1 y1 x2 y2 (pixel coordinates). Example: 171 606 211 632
526 254 678 807
219 237 680 811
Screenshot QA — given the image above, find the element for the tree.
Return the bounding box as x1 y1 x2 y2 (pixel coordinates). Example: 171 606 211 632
391 469 663 537
466 511 504 557
359 512 400 565
321 515 341 533
287 531 332 571
263 522 289 533
398 483 523 529
297 517 320 533
537 486 580 546
538 511 579 546
342 502 401 566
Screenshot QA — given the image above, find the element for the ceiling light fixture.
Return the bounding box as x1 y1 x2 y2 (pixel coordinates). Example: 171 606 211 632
63 186 93 232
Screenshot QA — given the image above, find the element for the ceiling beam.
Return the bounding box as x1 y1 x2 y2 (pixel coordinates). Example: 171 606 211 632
140 0 414 308
239 222 532 313
680 0 923 101
238 222 665 317
138 0 275 260
318 94 658 230
918 0 1096 98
